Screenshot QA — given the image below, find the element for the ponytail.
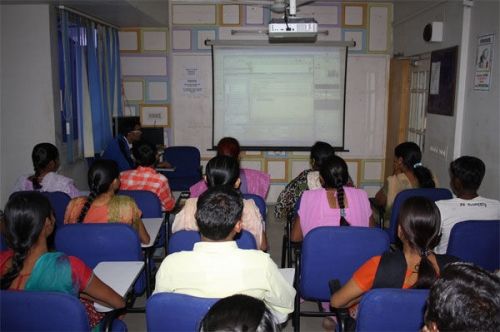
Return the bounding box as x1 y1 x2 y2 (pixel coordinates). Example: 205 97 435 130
29 143 59 190
398 196 441 289
77 190 97 223
77 159 120 223
413 164 435 188
320 156 350 226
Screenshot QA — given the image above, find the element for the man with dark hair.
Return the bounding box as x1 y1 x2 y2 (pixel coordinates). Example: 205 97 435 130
435 156 500 253
102 117 142 172
154 186 295 323
119 141 175 211
423 262 500 332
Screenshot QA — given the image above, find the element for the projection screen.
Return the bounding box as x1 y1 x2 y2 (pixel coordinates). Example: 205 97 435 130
212 42 348 150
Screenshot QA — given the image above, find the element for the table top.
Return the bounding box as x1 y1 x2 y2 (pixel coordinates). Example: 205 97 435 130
93 261 144 312
142 217 164 248
279 268 295 286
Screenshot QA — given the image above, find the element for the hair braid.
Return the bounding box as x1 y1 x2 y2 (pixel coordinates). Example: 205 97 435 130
77 190 97 223
333 173 350 226
1 249 29 289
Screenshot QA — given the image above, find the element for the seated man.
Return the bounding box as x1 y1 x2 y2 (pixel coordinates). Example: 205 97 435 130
423 262 500 332
154 186 295 323
102 117 141 172
120 141 175 212
435 156 500 254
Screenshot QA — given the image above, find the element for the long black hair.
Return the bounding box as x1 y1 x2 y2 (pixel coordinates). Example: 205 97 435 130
29 143 59 190
398 196 441 289
77 159 119 223
395 142 435 188
319 156 350 226
205 156 240 188
310 141 335 171
1 192 53 289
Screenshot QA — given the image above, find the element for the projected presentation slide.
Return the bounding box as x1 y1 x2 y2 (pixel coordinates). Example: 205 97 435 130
213 45 346 149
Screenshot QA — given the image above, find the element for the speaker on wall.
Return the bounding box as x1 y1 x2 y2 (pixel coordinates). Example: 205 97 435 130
423 22 443 42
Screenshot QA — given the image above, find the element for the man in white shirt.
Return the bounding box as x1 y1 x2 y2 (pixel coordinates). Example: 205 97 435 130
155 186 296 323
435 156 500 254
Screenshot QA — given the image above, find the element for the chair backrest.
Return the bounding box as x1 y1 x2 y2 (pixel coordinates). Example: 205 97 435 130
389 188 452 243
168 230 257 254
9 191 70 228
300 227 390 301
41 191 71 228
55 223 142 268
118 190 162 217
146 292 218 332
1 290 90 331
163 146 202 191
356 289 429 332
446 220 500 271
163 146 201 176
242 193 267 221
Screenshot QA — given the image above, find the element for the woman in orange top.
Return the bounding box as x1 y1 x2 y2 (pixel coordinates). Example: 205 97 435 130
331 197 458 314
64 159 150 244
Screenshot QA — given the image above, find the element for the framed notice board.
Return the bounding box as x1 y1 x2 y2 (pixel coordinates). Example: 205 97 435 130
428 46 458 116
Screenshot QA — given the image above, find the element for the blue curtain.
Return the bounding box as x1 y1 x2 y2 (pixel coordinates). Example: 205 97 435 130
58 10 122 161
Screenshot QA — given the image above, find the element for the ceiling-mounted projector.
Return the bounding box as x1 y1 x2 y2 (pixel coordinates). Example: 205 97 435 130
268 17 318 42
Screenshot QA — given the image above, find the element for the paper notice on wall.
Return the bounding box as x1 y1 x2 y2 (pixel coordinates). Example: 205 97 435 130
430 61 441 95
182 66 204 96
474 34 494 91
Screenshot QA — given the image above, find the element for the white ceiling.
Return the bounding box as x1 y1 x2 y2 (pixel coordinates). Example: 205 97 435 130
0 0 391 28
0 0 170 27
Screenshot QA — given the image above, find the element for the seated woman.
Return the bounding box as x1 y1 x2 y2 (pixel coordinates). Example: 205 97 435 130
12 143 80 198
290 156 372 242
172 155 268 251
330 197 459 324
275 141 355 222
64 159 150 244
190 137 270 199
0 192 125 329
374 142 436 224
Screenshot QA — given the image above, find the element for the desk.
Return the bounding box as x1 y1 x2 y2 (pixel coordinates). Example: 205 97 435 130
93 261 144 312
279 268 295 286
142 217 164 296
156 167 176 172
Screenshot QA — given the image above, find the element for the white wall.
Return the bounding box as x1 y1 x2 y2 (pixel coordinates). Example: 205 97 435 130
393 1 499 199
0 4 59 205
461 0 500 198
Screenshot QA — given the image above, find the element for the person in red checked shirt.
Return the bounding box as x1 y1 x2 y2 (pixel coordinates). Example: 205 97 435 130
120 141 175 212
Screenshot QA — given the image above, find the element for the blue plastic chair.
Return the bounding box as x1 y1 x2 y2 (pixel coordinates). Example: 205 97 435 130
118 189 167 252
9 191 70 228
356 289 429 331
168 230 257 254
446 220 500 271
388 188 452 243
0 290 126 331
163 146 202 191
146 293 217 332
293 227 390 331
55 223 146 295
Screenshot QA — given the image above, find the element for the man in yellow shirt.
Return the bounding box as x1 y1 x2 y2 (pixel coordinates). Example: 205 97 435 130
154 186 295 323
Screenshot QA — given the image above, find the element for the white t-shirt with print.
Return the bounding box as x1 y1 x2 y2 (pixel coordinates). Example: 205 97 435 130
435 196 500 254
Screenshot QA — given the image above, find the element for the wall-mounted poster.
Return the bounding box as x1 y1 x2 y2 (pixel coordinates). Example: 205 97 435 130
474 34 494 91
428 46 458 116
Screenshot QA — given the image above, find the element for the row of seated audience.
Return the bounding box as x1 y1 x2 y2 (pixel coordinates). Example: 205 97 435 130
2 137 499 330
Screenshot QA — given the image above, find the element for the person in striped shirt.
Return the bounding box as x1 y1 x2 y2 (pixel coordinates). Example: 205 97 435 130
120 141 175 212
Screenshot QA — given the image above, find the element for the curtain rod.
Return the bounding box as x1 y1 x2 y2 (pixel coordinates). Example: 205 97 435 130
58 5 120 30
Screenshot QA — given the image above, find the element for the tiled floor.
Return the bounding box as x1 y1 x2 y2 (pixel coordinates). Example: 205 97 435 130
123 204 327 331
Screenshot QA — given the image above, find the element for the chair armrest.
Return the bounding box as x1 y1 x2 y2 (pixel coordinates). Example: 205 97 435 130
329 279 355 332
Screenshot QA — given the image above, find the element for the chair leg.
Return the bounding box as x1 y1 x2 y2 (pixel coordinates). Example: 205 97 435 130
281 233 287 268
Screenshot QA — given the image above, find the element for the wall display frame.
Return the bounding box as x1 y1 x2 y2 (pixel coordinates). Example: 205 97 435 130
118 29 141 52
342 4 367 28
140 104 170 127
